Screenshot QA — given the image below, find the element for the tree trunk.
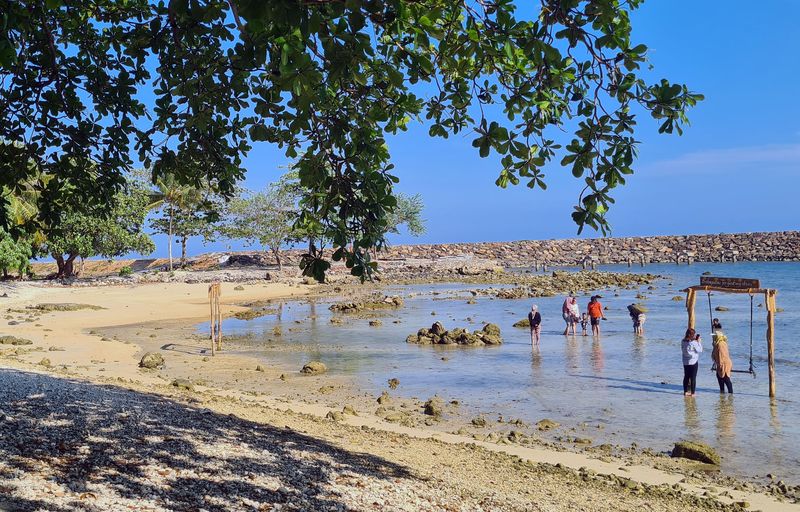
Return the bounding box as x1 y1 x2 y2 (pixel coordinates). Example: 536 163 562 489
76 257 85 277
168 204 174 271
273 248 282 271
2 268 7 279
55 254 78 279
180 235 187 267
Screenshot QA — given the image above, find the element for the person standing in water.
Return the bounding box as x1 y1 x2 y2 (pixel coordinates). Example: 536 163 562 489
711 318 733 394
587 295 605 336
562 296 579 335
627 303 646 336
528 305 542 345
580 313 589 336
681 328 703 396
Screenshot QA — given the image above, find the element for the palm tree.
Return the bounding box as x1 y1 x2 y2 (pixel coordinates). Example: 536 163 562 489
147 174 203 271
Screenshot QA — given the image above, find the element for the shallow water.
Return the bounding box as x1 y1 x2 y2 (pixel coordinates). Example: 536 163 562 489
214 262 800 483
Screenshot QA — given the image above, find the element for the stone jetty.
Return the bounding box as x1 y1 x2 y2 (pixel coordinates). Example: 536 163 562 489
378 231 800 266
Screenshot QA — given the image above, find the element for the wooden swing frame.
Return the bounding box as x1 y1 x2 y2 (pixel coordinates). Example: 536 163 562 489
683 283 777 398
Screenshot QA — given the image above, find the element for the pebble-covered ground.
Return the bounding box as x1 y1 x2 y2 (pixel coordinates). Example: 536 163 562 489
0 368 740 512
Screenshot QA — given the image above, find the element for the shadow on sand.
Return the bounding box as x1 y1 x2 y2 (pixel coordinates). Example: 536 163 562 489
0 368 413 511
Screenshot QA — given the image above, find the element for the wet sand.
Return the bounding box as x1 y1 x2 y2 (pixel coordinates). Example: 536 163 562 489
1 279 798 511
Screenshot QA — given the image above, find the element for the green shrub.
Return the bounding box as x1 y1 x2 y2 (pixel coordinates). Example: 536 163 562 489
119 265 133 277
0 229 32 278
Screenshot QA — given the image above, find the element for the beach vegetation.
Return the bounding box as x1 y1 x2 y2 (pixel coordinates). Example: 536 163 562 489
40 178 155 278
1 1 701 280
386 193 426 238
147 170 220 269
214 171 302 271
0 228 32 279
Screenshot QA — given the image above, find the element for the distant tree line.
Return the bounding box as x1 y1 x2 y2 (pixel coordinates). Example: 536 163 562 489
0 161 426 279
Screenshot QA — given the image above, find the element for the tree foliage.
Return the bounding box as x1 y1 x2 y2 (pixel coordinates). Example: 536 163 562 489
1 0 702 280
151 206 215 267
215 172 302 270
386 193 426 237
147 172 211 269
0 229 31 278
42 178 155 278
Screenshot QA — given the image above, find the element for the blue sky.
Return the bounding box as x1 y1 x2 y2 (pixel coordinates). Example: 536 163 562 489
148 1 800 258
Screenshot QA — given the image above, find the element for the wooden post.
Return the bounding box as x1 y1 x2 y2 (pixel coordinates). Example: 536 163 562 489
216 292 222 351
766 290 776 398
209 293 215 356
208 282 222 355
686 289 697 330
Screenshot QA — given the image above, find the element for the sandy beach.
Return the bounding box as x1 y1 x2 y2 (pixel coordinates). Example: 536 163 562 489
1 277 798 511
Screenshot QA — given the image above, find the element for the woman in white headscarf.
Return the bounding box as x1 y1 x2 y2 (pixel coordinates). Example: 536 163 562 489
529 304 542 345
562 296 579 335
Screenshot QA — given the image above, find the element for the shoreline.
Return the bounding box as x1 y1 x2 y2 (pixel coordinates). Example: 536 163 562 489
25 230 800 282
1 278 798 510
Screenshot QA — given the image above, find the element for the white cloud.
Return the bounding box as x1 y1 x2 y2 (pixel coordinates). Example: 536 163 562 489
643 143 800 175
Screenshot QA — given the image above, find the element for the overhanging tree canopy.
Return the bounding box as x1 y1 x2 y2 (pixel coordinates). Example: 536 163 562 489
0 0 702 279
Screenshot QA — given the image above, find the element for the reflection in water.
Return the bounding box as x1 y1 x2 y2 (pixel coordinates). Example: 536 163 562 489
565 336 579 370
770 398 782 433
530 345 542 377
591 340 604 374
632 336 646 366
769 398 785 469
715 395 735 441
683 397 700 437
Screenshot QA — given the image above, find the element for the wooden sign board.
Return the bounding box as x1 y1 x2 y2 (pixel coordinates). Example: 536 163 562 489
700 276 760 289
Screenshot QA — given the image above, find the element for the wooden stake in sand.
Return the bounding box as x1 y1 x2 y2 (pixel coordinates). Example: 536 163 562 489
208 282 222 355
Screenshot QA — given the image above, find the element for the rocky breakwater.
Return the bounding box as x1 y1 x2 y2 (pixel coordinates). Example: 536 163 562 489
406 322 502 346
477 270 657 299
381 231 800 266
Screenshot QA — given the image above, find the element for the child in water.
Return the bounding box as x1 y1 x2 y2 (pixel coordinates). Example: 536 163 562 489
580 313 589 336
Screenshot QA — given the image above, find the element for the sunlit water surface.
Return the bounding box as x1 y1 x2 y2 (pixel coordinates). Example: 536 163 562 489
210 262 800 482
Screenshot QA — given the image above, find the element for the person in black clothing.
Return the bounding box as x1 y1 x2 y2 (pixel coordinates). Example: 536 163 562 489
529 304 542 345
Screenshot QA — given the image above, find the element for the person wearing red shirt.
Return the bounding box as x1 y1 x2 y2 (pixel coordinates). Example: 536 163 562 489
587 295 606 336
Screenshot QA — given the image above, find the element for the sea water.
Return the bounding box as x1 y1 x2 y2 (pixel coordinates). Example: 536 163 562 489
215 262 800 483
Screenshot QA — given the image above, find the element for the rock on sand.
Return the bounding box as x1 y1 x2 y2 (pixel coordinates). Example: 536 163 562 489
139 352 165 369
671 441 721 465
300 361 327 375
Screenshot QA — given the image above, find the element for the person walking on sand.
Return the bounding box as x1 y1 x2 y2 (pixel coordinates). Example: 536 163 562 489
528 304 542 345
562 296 579 335
711 319 733 394
681 328 703 396
587 295 605 336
